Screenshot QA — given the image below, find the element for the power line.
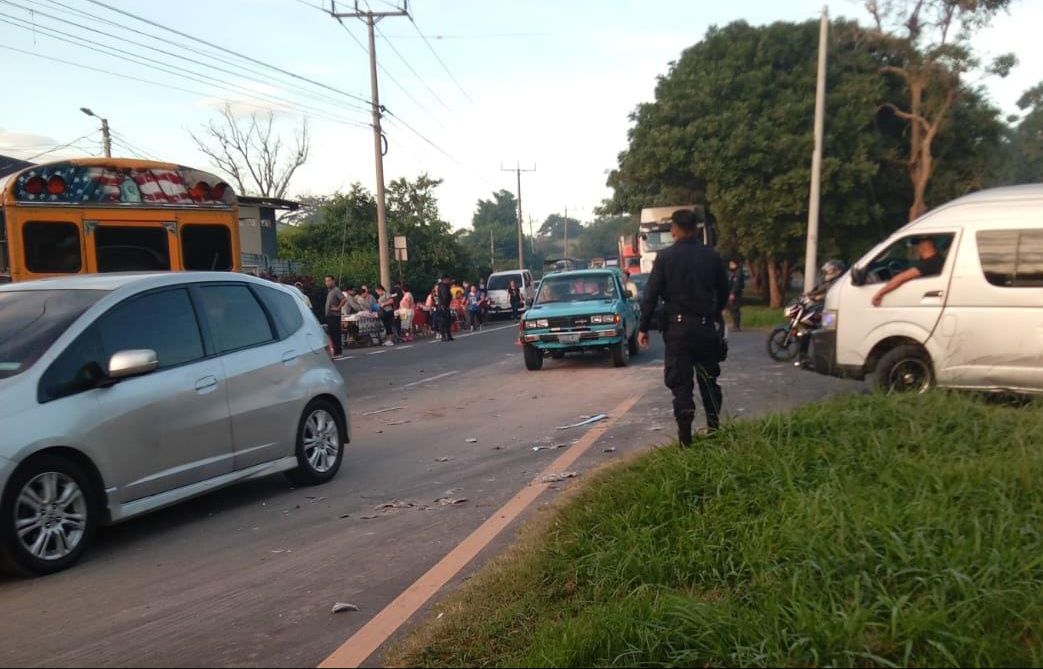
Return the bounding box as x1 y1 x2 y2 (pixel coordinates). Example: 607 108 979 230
25 0 371 117
0 12 371 129
408 15 475 104
382 110 497 189
374 22 451 111
23 132 99 162
83 0 373 107
109 131 159 160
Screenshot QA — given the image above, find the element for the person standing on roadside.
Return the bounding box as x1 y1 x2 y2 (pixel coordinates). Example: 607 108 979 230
727 259 745 332
376 286 397 346
324 275 348 357
438 274 455 342
508 280 523 321
638 209 729 446
466 284 482 331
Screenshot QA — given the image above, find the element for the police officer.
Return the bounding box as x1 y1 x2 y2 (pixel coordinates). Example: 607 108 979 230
638 209 730 446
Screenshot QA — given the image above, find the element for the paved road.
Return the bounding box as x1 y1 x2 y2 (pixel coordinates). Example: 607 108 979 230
0 323 855 668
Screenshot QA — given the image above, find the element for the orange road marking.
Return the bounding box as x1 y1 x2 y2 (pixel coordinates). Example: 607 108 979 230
318 393 642 668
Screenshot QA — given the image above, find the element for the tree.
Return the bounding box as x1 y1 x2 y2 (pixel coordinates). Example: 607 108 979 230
462 190 524 274
574 215 635 259
866 0 1015 221
537 214 584 242
1006 82 1043 184
191 103 310 199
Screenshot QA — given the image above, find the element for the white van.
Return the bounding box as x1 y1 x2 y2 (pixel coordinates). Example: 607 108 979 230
486 270 534 316
812 184 1043 394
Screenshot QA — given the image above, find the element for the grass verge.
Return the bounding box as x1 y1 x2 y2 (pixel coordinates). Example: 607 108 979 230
387 392 1043 668
735 305 782 331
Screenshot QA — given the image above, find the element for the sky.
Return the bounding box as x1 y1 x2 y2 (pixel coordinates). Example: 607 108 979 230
0 0 1039 231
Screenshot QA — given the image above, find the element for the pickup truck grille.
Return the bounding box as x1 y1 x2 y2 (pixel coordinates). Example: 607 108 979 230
547 316 592 329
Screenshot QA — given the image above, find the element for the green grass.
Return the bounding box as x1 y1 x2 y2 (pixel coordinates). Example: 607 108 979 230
735 304 783 331
388 393 1043 668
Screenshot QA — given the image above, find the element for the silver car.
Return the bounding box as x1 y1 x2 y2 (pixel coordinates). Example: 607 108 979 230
0 273 350 575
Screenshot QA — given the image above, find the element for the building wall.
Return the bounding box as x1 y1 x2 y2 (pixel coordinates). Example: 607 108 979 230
239 205 263 256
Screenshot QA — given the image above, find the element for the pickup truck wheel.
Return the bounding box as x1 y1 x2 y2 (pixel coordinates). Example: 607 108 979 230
611 340 629 368
524 345 544 371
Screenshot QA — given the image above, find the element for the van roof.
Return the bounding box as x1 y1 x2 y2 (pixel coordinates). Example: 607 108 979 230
945 184 1043 206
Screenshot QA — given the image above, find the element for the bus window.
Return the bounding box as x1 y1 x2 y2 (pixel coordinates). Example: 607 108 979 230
95 226 170 272
24 222 82 273
182 225 232 271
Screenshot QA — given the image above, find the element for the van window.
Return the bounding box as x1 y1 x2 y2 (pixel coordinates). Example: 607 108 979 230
97 288 205 369
488 273 522 291
24 222 81 273
863 233 955 285
978 230 1043 288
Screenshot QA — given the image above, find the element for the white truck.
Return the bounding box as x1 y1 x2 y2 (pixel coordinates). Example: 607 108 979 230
636 205 717 273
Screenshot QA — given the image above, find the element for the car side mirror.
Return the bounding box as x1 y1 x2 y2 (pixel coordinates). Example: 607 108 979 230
625 289 634 299
107 349 159 381
851 267 867 286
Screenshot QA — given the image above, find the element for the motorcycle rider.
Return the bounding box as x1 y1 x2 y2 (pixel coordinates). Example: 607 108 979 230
796 259 847 366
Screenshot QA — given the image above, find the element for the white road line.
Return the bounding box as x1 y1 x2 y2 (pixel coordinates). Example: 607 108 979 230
368 350 387 356
403 370 459 388
397 345 414 350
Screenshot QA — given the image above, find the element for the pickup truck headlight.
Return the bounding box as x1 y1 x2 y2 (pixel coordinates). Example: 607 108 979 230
820 309 838 331
591 313 620 325
525 319 549 329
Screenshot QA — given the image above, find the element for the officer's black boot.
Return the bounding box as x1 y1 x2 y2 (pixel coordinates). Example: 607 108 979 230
677 410 695 448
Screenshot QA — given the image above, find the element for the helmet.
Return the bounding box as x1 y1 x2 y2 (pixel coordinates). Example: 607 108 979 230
820 259 846 282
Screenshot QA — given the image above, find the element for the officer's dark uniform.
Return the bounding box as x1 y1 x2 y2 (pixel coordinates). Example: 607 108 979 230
639 222 729 445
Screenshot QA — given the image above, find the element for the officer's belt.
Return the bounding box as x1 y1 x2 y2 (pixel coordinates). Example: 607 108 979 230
670 314 716 326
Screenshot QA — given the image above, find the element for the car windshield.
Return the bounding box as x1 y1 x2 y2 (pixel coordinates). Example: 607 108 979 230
0 290 106 379
536 274 618 304
641 230 674 251
488 274 522 291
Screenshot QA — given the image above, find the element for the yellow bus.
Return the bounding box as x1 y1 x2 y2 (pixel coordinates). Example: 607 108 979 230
0 158 241 284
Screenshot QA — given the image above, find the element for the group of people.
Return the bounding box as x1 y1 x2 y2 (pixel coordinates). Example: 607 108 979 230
319 274 497 356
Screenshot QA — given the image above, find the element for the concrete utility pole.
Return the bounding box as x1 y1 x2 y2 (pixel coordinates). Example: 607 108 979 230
79 107 111 158
803 6 828 293
501 163 535 270
328 1 409 293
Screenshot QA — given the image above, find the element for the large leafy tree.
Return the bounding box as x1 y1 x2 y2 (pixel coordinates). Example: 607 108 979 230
866 0 1016 221
462 190 524 275
1005 82 1043 184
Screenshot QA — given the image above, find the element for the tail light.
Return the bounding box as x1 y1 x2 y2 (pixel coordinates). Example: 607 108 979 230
189 181 211 201
210 182 229 201
25 176 45 195
47 175 67 195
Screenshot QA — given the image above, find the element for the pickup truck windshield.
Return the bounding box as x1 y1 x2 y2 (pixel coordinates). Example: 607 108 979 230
536 274 618 305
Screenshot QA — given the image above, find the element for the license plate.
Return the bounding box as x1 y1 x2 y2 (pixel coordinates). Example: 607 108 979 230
559 333 580 344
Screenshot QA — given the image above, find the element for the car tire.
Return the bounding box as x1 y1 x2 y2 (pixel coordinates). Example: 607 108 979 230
873 345 934 394
0 454 99 577
286 399 346 486
524 345 544 371
627 330 640 356
611 340 629 368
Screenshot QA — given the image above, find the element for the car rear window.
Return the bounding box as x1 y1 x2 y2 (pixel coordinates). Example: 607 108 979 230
199 284 275 353
253 284 305 340
0 289 105 379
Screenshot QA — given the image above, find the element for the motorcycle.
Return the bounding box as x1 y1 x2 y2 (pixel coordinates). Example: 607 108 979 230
766 293 823 364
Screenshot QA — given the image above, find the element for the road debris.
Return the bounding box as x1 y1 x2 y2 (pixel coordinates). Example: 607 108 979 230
557 414 607 430
532 445 550 452
332 603 360 614
339 514 351 519
434 457 453 462
362 407 405 417
374 500 417 511
434 497 469 506
554 443 568 449
465 438 478 443
540 471 579 483
649 426 664 432
387 419 411 426
359 514 379 520
603 447 617 453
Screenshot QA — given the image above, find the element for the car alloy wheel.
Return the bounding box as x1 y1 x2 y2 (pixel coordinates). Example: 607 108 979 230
303 409 341 474
15 472 88 562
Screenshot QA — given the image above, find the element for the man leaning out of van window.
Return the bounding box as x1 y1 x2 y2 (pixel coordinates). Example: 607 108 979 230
872 237 945 307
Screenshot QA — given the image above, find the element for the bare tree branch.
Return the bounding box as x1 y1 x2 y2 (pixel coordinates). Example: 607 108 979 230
189 103 310 199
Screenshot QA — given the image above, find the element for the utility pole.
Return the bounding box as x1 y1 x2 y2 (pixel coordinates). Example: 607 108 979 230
528 215 535 257
501 163 535 270
804 6 828 293
328 1 409 293
563 205 569 258
490 229 495 272
79 107 111 158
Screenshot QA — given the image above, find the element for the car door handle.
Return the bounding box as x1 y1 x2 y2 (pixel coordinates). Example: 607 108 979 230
923 290 944 298
281 350 299 365
195 376 219 393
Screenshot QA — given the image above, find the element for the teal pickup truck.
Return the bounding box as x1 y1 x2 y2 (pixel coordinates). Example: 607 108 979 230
519 269 640 370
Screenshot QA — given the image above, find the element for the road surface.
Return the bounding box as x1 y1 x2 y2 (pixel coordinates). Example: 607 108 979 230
0 323 854 668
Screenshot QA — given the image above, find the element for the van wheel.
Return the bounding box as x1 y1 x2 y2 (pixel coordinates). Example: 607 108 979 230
611 340 629 368
286 400 345 486
874 345 934 394
0 455 98 577
524 345 544 371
